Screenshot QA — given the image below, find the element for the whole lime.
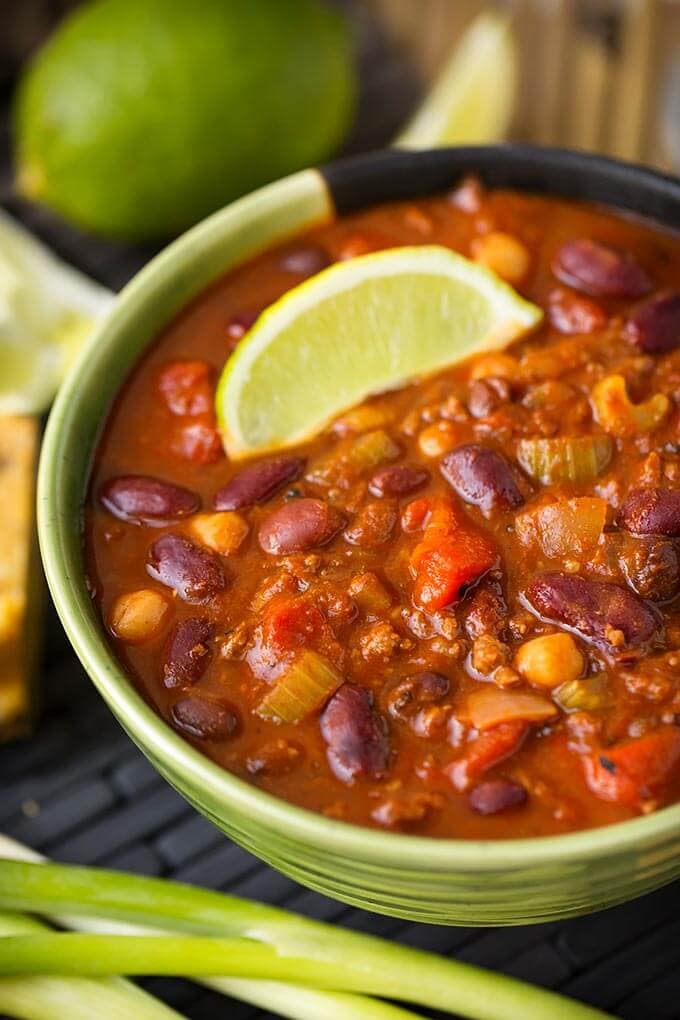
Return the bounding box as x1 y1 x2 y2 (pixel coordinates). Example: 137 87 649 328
13 0 356 240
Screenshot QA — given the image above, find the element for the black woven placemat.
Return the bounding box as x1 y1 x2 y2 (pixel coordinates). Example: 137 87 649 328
2 14 680 1016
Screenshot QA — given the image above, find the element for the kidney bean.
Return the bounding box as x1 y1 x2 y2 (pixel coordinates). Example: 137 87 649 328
624 292 680 355
548 287 607 334
147 533 226 602
162 617 213 687
440 444 524 512
368 464 430 497
386 671 450 721
463 571 508 640
320 683 390 783
344 499 397 548
279 244 330 275
620 488 680 537
226 310 260 345
214 457 304 511
158 360 214 416
523 572 660 654
467 378 511 418
620 536 680 603
552 239 652 299
172 695 238 739
259 498 344 555
171 421 223 465
468 778 527 815
99 475 200 525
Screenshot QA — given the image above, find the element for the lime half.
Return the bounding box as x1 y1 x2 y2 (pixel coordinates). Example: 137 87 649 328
0 210 113 414
217 245 542 459
396 13 517 149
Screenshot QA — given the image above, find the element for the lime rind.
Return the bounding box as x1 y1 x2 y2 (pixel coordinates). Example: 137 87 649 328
217 244 542 458
0 210 114 414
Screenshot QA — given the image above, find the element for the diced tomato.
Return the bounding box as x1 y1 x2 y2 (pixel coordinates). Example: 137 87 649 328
408 497 496 611
158 360 214 416
582 726 680 809
247 594 342 682
446 720 528 791
171 420 224 464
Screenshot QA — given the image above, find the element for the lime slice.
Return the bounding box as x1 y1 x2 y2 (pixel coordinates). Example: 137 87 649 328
396 13 517 148
0 210 113 414
217 245 542 458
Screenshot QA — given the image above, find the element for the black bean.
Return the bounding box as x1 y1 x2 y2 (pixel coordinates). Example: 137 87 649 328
320 683 389 783
162 617 213 688
147 533 226 602
99 475 200 526
213 457 304 511
172 695 238 739
441 444 524 512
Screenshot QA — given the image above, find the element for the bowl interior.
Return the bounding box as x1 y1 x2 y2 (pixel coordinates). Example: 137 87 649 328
38 144 680 872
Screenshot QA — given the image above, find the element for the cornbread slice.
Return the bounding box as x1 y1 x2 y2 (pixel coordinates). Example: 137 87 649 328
0 415 41 739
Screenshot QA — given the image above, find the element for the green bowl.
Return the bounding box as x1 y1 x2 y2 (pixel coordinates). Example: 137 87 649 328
39 145 680 925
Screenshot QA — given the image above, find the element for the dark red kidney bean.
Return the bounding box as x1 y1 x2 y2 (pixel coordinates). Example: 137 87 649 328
468 779 527 815
171 421 223 465
548 287 607 335
467 378 511 419
522 572 660 654
226 310 260 345
368 464 430 498
620 488 680 537
386 671 450 720
99 475 200 526
213 457 304 511
279 244 330 275
440 444 524 512
624 292 680 354
259 498 344 555
552 239 652 299
172 695 238 738
147 533 226 602
619 536 680 603
157 360 214 416
320 683 389 784
162 617 213 688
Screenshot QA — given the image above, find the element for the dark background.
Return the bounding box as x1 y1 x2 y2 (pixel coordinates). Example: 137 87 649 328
2 3 680 1018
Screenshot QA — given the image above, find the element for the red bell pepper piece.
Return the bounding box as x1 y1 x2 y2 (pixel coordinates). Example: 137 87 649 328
408 497 496 611
582 726 680 809
446 720 529 791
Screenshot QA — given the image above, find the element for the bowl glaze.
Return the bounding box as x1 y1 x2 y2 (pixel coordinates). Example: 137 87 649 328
38 145 680 925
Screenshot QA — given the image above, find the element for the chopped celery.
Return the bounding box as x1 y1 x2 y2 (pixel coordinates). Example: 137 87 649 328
517 436 612 486
256 649 343 723
554 676 613 713
306 429 400 488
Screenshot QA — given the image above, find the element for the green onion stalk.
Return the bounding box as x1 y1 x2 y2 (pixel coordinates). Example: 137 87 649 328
0 836 612 1020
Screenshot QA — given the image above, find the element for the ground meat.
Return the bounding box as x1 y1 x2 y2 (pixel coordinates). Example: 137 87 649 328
463 572 508 640
371 791 445 828
359 621 402 661
246 739 303 775
470 634 509 676
217 622 250 660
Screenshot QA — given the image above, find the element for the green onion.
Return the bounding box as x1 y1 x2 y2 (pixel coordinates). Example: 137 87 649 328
256 649 343 723
517 436 612 486
0 855 613 1020
0 911 183 1020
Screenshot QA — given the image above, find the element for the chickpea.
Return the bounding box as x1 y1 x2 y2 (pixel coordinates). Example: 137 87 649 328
514 633 583 689
189 511 249 556
472 231 530 285
470 352 519 381
418 420 460 458
109 589 170 644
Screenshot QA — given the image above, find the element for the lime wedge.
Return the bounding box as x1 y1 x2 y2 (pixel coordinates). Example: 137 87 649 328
217 245 542 459
0 210 113 415
396 12 517 149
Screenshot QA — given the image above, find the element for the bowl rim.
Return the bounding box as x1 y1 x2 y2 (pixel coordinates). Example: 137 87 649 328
38 143 680 871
